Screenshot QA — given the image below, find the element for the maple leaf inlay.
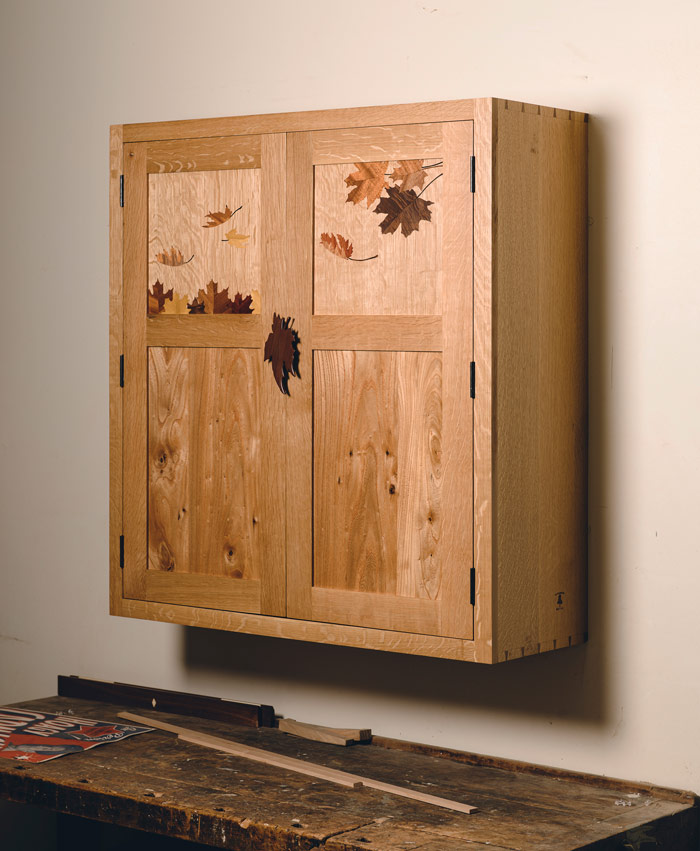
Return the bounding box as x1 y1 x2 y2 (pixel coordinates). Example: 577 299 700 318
223 227 250 247
345 162 389 207
148 280 174 314
202 205 235 228
390 160 427 192
191 280 235 314
374 186 433 237
231 292 254 314
264 313 300 395
162 293 189 314
320 232 354 259
155 246 194 266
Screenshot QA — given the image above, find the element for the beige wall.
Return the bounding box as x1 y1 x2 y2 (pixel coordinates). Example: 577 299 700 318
1 0 699 798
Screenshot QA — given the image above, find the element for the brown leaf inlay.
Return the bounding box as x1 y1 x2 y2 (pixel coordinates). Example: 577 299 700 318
374 186 433 237
231 292 254 314
202 205 235 228
390 159 427 192
320 232 354 259
264 313 300 395
156 247 194 266
148 280 173 314
344 162 389 207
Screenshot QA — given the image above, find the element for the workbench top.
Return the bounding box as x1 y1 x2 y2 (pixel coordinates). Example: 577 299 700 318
0 696 697 850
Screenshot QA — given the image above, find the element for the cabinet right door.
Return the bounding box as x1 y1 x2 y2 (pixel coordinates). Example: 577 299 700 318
286 121 474 640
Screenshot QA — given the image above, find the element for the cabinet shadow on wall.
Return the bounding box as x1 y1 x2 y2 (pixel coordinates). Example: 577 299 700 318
183 117 610 728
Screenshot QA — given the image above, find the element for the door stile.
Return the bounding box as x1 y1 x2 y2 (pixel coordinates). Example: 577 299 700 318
285 132 315 620
122 143 148 599
259 133 288 616
437 121 474 639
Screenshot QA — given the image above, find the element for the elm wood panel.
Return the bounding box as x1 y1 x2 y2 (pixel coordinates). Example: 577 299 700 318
471 98 496 662
148 347 263 582
310 588 440 635
146 314 262 347
436 121 474 640
492 99 588 660
313 350 442 603
311 315 442 352
123 143 149 598
143 573 261 613
284 131 314 620
313 158 443 316
123 99 479 143
56 676 274 727
109 125 123 616
119 598 479 661
148 168 261 302
311 124 442 164
5 698 694 851
258 133 288 616
146 135 261 173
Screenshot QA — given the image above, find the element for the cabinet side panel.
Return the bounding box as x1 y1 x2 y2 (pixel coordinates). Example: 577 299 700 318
109 126 124 615
493 100 588 661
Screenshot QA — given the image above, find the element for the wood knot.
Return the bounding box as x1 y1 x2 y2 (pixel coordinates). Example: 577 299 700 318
388 484 396 495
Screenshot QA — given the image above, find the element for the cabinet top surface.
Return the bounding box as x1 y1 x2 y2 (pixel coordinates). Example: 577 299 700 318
117 97 588 143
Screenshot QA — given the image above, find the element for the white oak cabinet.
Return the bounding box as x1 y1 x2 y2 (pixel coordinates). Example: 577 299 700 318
110 98 587 662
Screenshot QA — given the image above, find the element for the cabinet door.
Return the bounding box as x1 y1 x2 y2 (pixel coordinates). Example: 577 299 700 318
122 134 287 616
286 122 474 639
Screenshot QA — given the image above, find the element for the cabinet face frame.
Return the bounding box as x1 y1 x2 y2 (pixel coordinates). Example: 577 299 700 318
110 97 587 664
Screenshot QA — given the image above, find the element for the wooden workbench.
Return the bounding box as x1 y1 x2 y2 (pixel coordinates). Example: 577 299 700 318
0 696 697 850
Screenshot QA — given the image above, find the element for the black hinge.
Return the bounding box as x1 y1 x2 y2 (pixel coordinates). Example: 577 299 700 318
470 156 475 193
469 361 475 398
119 175 124 207
469 567 476 606
119 535 124 569
119 354 124 388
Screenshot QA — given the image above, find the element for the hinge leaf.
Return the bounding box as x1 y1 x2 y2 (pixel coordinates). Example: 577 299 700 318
119 535 124 569
119 354 124 388
469 361 475 398
119 175 124 207
470 156 475 193
470 567 476 606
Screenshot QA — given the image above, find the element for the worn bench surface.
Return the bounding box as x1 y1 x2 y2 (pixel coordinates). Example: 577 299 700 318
0 696 697 850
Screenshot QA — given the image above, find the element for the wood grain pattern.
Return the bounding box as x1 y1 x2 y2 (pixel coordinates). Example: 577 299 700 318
143 572 261 613
492 98 588 661
120 597 479 660
148 347 262 582
313 157 442 315
314 351 442 603
146 314 261 347
122 142 149 599
312 315 442 351
471 97 496 662
278 718 371 746
148 168 260 301
312 125 442 164
436 121 474 640
147 135 260 173
109 125 124 616
123 100 479 143
284 132 314 620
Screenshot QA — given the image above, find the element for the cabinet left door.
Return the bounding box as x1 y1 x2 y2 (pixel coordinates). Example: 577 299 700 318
121 134 287 616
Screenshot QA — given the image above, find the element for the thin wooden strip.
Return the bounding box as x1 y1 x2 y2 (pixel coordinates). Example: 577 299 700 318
278 718 372 746
124 100 477 143
143 573 261 613
146 315 262 347
147 136 261 173
117 713 478 814
311 315 442 351
312 124 442 164
120 598 478 661
57 676 275 727
109 125 124 616
311 587 440 635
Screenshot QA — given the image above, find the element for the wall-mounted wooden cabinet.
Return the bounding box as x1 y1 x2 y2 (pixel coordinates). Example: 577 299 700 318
110 98 587 663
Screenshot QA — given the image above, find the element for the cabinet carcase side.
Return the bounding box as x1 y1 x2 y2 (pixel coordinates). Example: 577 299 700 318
109 98 588 663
